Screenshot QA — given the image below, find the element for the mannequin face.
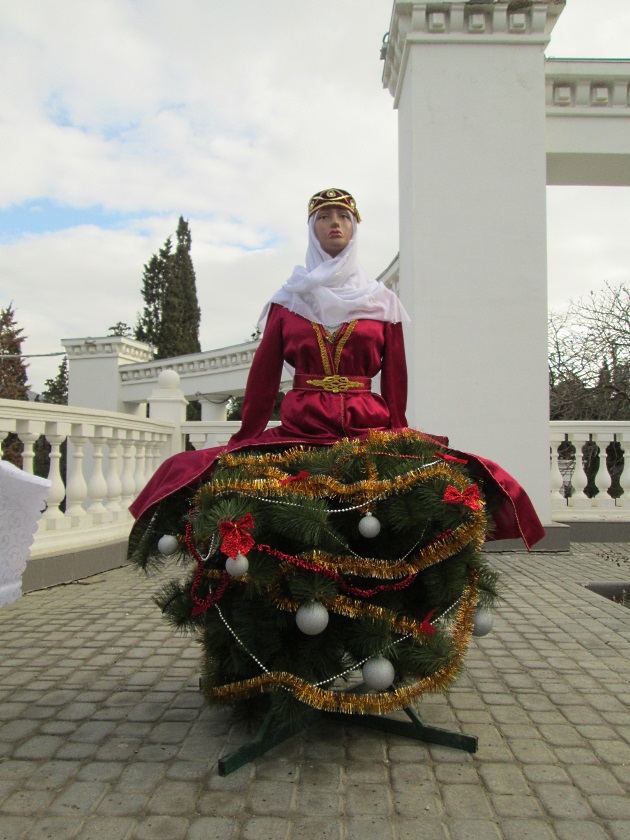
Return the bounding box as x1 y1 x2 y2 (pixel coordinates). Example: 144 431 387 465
314 206 353 256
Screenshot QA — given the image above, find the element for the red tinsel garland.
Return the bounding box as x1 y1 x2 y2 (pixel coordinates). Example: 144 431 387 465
185 520 231 616
256 541 418 598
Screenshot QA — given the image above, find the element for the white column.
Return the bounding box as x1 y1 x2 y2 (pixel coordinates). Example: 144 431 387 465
383 1 565 527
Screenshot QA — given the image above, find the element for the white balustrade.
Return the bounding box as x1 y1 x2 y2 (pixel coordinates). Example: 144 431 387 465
3 398 630 571
549 421 630 519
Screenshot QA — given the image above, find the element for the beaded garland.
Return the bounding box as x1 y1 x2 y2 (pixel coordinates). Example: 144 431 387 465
173 430 492 716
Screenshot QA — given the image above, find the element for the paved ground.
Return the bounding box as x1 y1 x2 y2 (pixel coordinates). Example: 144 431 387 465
1 543 629 840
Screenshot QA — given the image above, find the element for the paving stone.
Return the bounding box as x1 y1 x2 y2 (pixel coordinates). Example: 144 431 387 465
27 816 83 839
588 794 630 820
568 765 625 795
553 820 611 840
13 735 64 760
1 787 55 814
186 817 237 839
392 787 442 817
288 817 342 840
196 788 245 816
500 819 556 840
73 817 136 840
134 815 189 839
240 815 291 840
146 779 200 815
508 739 557 764
535 784 595 819
344 819 396 840
397 820 448 840
0 817 34 840
478 763 529 794
442 785 493 818
521 764 571 785
293 786 341 816
448 819 503 839
489 793 543 817
609 821 630 840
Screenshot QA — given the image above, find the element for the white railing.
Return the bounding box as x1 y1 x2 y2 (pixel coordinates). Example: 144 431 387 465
550 420 630 520
3 397 630 567
0 399 176 559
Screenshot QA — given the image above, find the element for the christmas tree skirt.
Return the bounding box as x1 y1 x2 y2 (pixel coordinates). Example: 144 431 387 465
129 430 498 757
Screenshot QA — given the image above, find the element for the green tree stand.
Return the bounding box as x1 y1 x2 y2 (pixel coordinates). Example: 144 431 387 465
217 690 477 776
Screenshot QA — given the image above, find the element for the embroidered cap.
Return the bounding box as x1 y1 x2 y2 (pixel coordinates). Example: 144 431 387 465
308 188 361 223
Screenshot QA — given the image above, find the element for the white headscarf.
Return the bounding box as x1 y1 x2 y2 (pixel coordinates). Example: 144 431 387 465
258 216 409 330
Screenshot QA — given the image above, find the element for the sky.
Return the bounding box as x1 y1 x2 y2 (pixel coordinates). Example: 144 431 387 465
1 0 629 392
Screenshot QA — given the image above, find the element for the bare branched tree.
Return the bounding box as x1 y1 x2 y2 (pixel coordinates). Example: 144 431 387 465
549 282 630 421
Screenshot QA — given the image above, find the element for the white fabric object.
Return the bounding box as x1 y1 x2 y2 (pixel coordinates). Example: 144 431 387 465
0 460 51 608
259 217 410 329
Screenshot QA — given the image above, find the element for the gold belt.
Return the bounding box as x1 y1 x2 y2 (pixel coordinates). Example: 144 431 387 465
293 373 372 394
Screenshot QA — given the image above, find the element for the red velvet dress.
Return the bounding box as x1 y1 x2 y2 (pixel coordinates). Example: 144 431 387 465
130 305 545 549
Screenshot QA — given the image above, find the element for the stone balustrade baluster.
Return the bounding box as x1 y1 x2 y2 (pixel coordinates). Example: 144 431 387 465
120 432 137 508
133 433 148 495
549 431 566 510
593 432 616 510
87 426 111 523
567 432 591 510
65 425 91 526
16 419 45 474
619 431 630 508
147 433 162 477
41 423 70 529
105 429 124 516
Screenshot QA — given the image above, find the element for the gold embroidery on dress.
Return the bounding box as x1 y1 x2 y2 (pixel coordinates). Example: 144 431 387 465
311 323 333 376
311 320 358 379
334 320 358 372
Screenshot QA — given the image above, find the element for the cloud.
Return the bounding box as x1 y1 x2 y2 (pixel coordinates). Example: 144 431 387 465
1 0 629 391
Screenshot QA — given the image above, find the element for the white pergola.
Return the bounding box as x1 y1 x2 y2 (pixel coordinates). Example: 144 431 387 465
382 0 630 540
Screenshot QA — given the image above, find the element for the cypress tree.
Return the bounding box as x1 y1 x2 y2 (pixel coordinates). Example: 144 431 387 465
135 238 173 350
40 356 68 405
135 218 201 360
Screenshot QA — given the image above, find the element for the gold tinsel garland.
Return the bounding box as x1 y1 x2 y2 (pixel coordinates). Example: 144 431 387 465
206 430 471 509
200 460 462 507
202 570 479 715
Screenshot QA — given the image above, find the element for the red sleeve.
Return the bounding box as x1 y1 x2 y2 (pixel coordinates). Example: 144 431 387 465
228 305 284 445
381 321 408 428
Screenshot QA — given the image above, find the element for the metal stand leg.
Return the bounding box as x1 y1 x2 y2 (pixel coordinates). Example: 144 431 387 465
326 705 478 753
217 708 311 776
217 702 477 774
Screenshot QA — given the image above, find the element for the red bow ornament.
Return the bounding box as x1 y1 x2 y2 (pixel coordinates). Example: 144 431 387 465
420 608 437 636
435 451 468 465
279 471 311 485
442 484 483 511
219 514 255 558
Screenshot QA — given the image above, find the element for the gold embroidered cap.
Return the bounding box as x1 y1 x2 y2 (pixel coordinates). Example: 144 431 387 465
308 188 361 223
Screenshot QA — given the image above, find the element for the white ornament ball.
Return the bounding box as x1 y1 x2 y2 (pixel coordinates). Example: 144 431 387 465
225 552 249 578
472 608 494 637
295 601 329 635
362 656 395 691
157 535 179 556
358 512 381 538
